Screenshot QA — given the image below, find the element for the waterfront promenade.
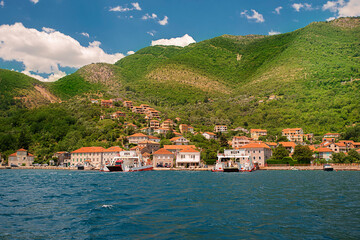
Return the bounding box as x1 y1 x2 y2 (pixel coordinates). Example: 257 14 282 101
2 163 360 171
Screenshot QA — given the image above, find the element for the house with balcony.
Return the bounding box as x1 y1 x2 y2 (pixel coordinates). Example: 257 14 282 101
101 100 113 108
250 129 267 141
314 147 333 161
123 101 133 108
179 124 194 134
202 132 217 140
138 140 160 154
240 143 272 167
176 148 201 168
232 136 251 149
214 125 227 133
127 133 149 144
132 106 144 114
150 120 160 129
111 111 126 119
282 128 304 143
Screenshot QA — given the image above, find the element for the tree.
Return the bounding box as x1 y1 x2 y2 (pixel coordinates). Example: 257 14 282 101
271 144 290 160
166 129 175 139
160 139 172 148
219 134 229 148
347 149 360 163
331 152 346 163
292 145 313 164
276 136 289 142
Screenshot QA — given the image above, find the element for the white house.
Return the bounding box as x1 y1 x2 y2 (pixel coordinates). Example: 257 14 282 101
176 148 201 168
202 132 217 140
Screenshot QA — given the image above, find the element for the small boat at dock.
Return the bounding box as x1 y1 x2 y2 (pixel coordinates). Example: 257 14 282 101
323 164 334 171
101 150 153 172
212 149 254 172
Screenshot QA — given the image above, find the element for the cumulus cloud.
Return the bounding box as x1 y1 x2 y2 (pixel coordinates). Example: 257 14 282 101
268 30 281 35
292 3 313 12
142 13 168 25
81 32 90 38
241 9 265 23
0 23 125 81
42 27 55 33
30 0 39 4
127 51 135 55
323 0 360 17
110 2 142 12
151 34 196 47
0 1 4 7
22 70 66 82
326 16 336 21
158 16 169 26
273 6 283 14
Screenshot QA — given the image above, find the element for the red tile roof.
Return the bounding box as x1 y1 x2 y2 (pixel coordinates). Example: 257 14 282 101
71 147 106 153
104 146 124 152
278 142 296 148
128 133 148 138
153 148 174 155
17 148 27 152
316 147 333 153
9 153 17 157
148 136 160 140
179 148 199 153
240 143 271 149
250 129 267 133
203 132 216 136
164 145 196 150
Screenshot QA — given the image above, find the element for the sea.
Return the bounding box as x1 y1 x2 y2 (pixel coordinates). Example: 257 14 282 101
0 170 359 239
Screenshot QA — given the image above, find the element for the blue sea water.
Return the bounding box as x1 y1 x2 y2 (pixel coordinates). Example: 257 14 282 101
0 170 360 240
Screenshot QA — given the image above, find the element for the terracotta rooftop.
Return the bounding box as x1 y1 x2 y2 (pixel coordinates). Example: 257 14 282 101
153 148 174 155
71 147 106 153
104 146 124 152
179 148 199 153
164 145 196 150
250 129 267 132
316 147 333 153
203 132 216 135
128 133 148 138
240 143 271 149
278 142 296 148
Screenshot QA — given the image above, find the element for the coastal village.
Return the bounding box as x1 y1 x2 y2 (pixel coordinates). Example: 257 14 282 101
3 98 360 170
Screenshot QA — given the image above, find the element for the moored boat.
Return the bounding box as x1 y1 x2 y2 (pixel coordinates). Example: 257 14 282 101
101 150 153 172
323 164 334 171
212 149 254 172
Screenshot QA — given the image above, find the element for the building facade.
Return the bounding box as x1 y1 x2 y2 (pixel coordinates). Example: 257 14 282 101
8 149 35 166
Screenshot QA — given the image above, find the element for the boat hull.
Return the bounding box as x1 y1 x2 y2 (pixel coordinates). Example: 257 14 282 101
128 165 153 172
324 167 334 171
106 166 123 172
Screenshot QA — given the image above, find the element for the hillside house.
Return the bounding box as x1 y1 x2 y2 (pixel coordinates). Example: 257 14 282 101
170 136 190 145
282 128 304 143
250 129 267 141
324 133 341 139
314 147 333 161
240 143 272 167
52 151 71 166
202 132 217 140
8 149 35 166
179 124 194 134
176 148 201 168
154 128 169 136
124 122 138 130
127 133 149 144
138 141 160 154
148 135 161 143
123 101 133 108
132 106 144 114
101 100 113 108
161 119 174 130
232 136 251 149
150 120 160 129
91 99 99 104
324 142 347 153
153 148 175 167
278 142 296 155
233 127 249 134
163 145 196 154
111 111 126 119
214 125 227 133
140 104 150 111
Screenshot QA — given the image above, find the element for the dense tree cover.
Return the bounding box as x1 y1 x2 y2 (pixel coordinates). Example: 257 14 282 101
292 146 314 164
331 150 360 163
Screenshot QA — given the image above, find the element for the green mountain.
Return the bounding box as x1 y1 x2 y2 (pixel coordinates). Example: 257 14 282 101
49 17 360 134
0 69 59 110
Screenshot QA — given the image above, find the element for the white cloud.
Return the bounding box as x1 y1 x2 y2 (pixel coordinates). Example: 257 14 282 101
142 13 158 20
0 1 4 7
292 3 313 12
22 70 66 82
241 9 265 23
131 2 141 11
127 51 135 55
0 23 125 81
110 2 142 12
273 6 283 14
147 30 156 36
323 0 360 17
268 30 281 35
30 0 39 4
326 16 336 21
42 27 55 33
81 32 90 38
151 34 196 47
158 16 168 25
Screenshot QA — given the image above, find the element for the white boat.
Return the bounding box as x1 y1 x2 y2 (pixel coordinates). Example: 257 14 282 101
212 149 254 172
101 150 153 172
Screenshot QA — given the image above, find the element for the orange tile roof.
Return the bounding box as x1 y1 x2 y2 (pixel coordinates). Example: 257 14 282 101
265 142 277 146
308 145 317 151
233 136 250 140
278 142 296 148
240 143 271 149
9 153 17 157
203 132 216 135
282 128 302 131
316 147 333 153
139 140 159 145
170 136 186 141
336 142 347 147
250 129 267 133
164 145 196 150
104 146 124 152
153 148 174 155
71 147 106 153
179 148 199 153
17 148 27 152
130 146 145 150
128 133 148 138
148 136 160 140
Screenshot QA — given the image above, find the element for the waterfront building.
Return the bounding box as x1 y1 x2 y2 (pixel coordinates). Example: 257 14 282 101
138 141 160 154
153 148 175 167
103 146 124 165
240 143 272 167
52 151 71 166
250 129 267 140
70 147 106 168
8 149 35 166
176 148 201 168
314 147 333 161
163 145 196 154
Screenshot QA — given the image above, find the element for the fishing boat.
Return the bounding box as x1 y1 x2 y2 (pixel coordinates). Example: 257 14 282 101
101 150 153 172
212 149 254 172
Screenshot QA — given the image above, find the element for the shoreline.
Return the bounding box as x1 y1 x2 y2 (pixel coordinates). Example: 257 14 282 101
1 165 360 171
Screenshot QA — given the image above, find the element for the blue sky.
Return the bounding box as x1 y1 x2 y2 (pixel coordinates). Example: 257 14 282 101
0 0 359 81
